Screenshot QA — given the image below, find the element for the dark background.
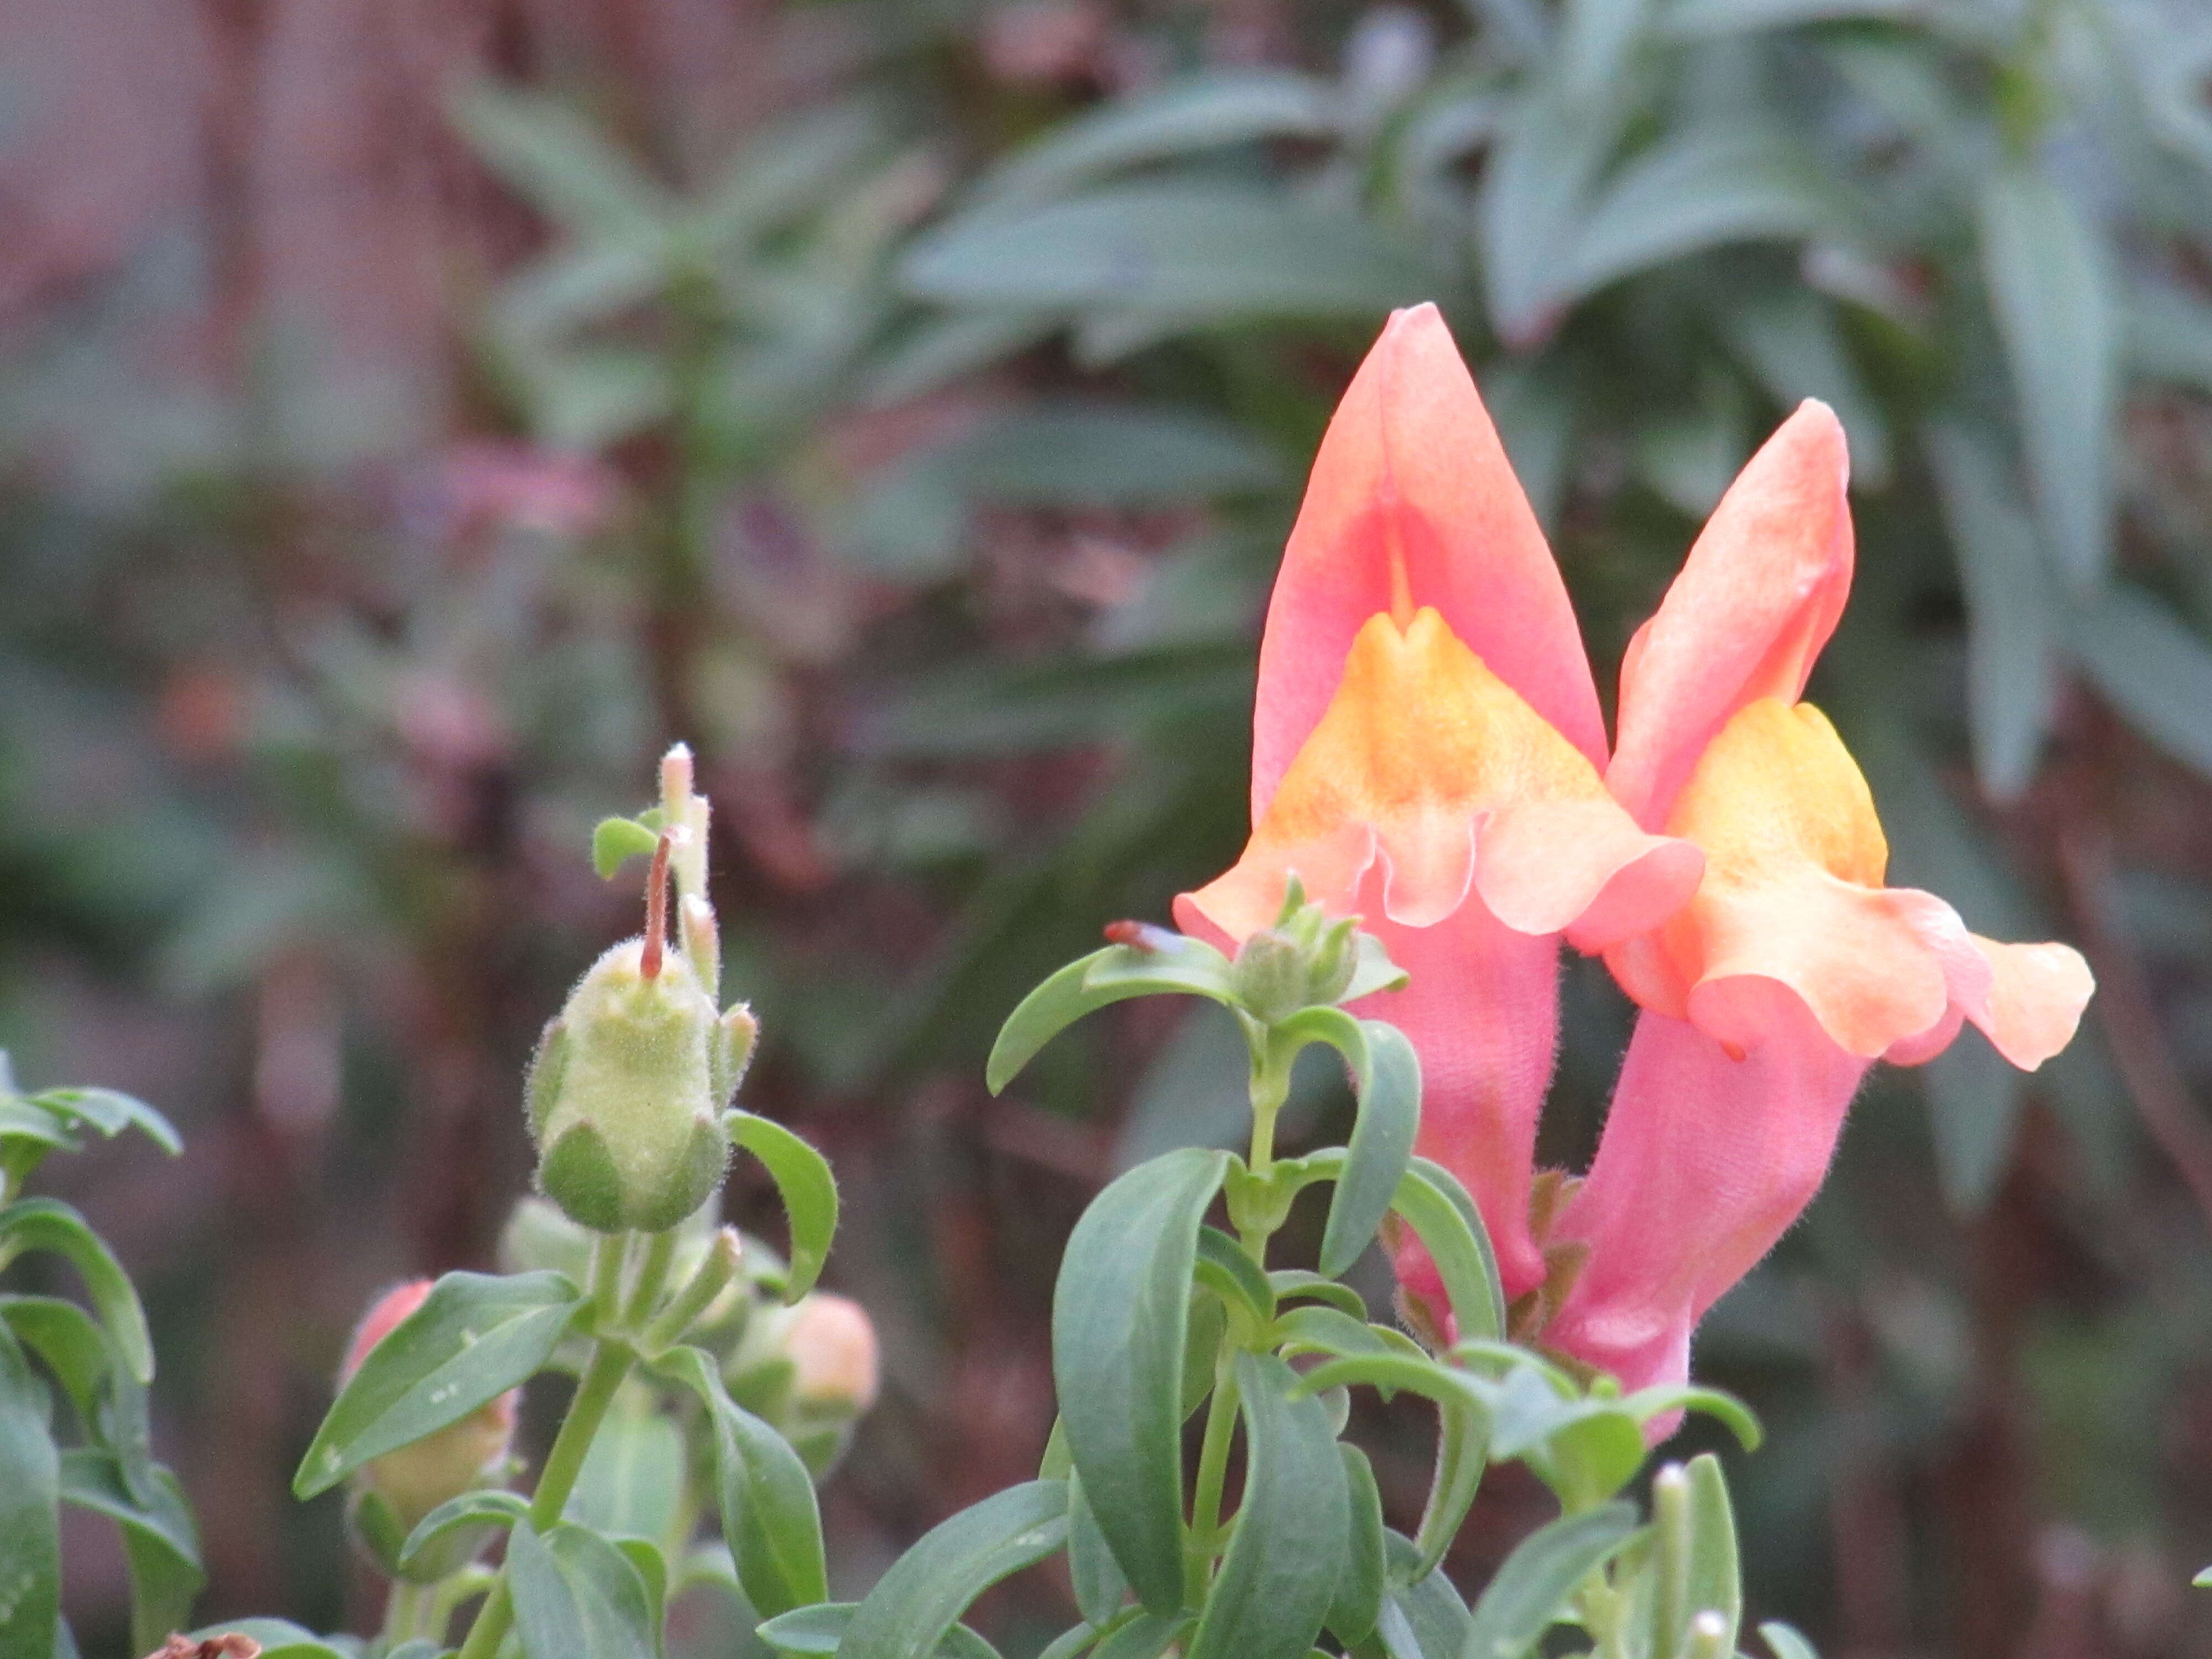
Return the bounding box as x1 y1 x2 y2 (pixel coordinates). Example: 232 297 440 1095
8 0 2212 1653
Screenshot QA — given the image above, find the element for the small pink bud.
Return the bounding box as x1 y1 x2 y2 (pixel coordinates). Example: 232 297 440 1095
783 1293 880 1413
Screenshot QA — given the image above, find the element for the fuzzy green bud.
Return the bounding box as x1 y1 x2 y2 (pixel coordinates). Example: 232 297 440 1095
526 936 736 1233
1232 885 1364 1021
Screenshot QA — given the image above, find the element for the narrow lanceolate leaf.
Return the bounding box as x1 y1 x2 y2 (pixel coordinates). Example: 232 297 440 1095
0 1321 59 1659
1682 1455 1742 1656
1462 1502 1641 1659
1193 1227 1275 1329
649 1347 826 1617
55 1452 202 1655
755 1603 1001 1658
727 1113 838 1300
0 1201 153 1385
1923 420 2054 801
988 938 1237 1093
1067 1470 1130 1629
397 1489 529 1580
1978 166 2115 586
0 1297 109 1432
1186 1354 1350 1659
24 1089 180 1157
2069 583 2212 778
293 1271 582 1499
1376 1531 1472 1659
1389 1161 1506 1342
1759 1620 1823 1659
972 69 1338 206
1327 1443 1386 1648
1053 1148 1230 1612
837 1481 1070 1659
507 1521 661 1659
899 182 1425 321
1322 1022 1420 1277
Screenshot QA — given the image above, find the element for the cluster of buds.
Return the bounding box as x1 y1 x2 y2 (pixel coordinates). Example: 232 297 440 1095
340 1281 518 1580
1228 876 1361 1024
526 747 758 1234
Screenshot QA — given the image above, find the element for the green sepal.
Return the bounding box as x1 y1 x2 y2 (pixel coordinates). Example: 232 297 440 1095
540 1120 629 1233
526 1021 570 1141
593 817 664 880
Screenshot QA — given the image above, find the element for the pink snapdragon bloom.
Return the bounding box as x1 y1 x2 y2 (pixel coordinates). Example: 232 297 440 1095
1175 304 1702 1310
1543 408 2093 1396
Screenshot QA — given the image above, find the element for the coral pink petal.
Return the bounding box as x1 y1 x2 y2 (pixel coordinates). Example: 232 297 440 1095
1683 872 1957 1061
1356 895 1557 1305
1468 797 1704 946
1251 304 1604 821
1548 1006 1866 1395
1959 936 2094 1070
1608 402 1854 829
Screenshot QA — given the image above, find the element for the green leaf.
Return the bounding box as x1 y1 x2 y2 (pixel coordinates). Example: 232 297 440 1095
942 403 1282 508
1068 1469 1130 1629
0 1321 59 1659
1389 1161 1506 1343
988 939 1237 1094
1480 92 1623 345
1658 0 1922 33
1268 1272 1368 1321
899 182 1425 322
648 1346 826 1617
1374 1531 1471 1659
1270 1305 1398 1361
836 1481 1070 1659
1089 1614 1188 1659
755 1604 1001 1658
1722 289 1890 487
1617 1386 1761 1451
293 1270 582 1499
593 818 663 880
508 1520 661 1659
1978 166 2114 586
863 312 1059 407
1558 131 1834 310
1682 1455 1741 1656
24 1090 180 1157
570 1411 685 1541
448 82 674 248
1193 1227 1275 1329
691 101 887 247
1759 1619 1823 1659
54 1451 202 1653
1186 1353 1349 1659
1412 1395 1487 1585
0 1299 109 1432
973 70 1337 206
1461 1502 1640 1659
1053 1149 1230 1612
727 1113 838 1300
1321 1022 1420 1277
1327 1443 1386 1648
2069 583 2212 778
1923 419 2054 801
397 1489 529 1580
1488 1367 1646 1511
0 1199 154 1385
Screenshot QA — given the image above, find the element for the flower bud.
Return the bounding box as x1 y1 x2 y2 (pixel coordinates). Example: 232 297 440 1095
1231 886 1363 1021
782 1292 880 1415
526 934 738 1234
342 1281 516 1580
1232 928 1311 1024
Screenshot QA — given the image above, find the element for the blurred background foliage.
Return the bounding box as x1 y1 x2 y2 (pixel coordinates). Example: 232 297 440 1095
9 0 2212 1652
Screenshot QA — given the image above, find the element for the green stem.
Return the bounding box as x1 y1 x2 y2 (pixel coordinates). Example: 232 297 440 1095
1185 1348 1242 1600
454 1339 638 1659
590 1232 629 1331
381 1579 429 1647
622 1230 680 1329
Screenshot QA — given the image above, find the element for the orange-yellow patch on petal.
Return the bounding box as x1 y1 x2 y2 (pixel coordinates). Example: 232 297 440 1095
1184 608 1701 946
1613 696 2094 1066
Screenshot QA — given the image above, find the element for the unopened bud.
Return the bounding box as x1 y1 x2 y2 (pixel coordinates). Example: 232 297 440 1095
526 932 739 1234
1233 928 1310 1024
782 1292 880 1414
341 1281 516 1579
1235 880 1366 1020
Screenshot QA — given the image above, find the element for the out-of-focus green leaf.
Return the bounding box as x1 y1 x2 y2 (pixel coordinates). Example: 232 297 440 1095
756 1604 1000 1658
0 1321 60 1659
2069 583 2212 777
1482 357 1578 529
1480 94 1624 345
569 1411 685 1541
55 1452 202 1654
1462 1502 1640 1659
1053 1149 1228 1611
900 183 1425 321
1977 166 2114 586
1389 1160 1506 1343
1327 1442 1386 1648
1658 0 1927 35
692 102 888 247
1759 1620 1823 1659
1723 289 1890 486
863 315 1059 407
1557 0 1655 101
1923 419 2054 800
1558 131 1836 311
450 84 674 248
942 403 1282 507
0 1199 153 1384
2125 281 2212 394
593 817 662 880
972 70 1338 207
